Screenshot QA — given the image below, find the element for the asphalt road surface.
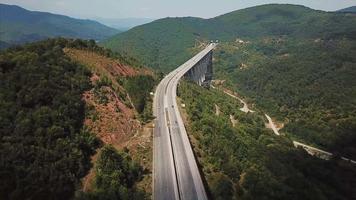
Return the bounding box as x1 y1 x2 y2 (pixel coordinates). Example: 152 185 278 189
153 43 217 200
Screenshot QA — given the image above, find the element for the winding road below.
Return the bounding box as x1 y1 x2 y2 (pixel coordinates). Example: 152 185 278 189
212 85 356 164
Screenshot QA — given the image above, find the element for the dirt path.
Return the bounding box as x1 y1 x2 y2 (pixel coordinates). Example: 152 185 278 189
212 85 254 113
264 114 281 136
215 104 221 116
225 91 255 113
229 115 238 127
293 141 356 164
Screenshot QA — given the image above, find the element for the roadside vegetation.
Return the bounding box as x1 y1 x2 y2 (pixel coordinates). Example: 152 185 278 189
76 146 146 200
119 75 156 123
179 81 356 200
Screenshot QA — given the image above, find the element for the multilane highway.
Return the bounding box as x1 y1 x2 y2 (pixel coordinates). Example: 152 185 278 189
153 43 217 200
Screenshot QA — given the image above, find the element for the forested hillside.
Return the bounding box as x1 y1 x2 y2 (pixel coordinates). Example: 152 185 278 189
0 4 120 48
103 4 356 159
102 17 205 72
0 39 98 199
77 146 146 199
179 81 356 200
214 38 356 160
102 4 356 72
0 39 152 199
338 6 356 13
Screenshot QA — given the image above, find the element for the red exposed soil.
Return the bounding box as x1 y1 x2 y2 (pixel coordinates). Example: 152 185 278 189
83 85 140 145
64 48 154 193
64 48 138 77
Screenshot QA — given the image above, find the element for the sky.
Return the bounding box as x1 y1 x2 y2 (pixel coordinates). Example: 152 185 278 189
1 0 356 19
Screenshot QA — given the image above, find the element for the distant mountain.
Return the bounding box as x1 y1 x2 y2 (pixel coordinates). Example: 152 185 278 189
0 40 11 49
95 18 155 31
102 4 356 72
337 6 356 13
0 4 120 47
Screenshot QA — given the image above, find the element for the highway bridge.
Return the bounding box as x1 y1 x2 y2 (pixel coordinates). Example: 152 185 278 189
153 43 217 200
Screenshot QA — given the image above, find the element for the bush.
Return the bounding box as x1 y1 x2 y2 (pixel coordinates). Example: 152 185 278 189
77 145 146 200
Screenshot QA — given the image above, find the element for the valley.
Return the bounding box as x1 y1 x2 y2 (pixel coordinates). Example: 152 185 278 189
1 2 356 200
103 4 356 161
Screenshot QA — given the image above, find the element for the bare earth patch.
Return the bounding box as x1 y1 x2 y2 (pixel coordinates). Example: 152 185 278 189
64 48 138 77
65 48 154 195
83 86 140 144
219 87 255 113
264 114 284 136
80 79 142 191
121 122 153 197
211 79 226 86
229 114 238 127
215 104 221 116
239 63 249 70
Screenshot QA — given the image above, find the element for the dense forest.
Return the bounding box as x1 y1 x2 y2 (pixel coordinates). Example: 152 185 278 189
76 146 146 200
214 37 356 160
0 38 148 199
179 81 356 200
0 39 98 199
120 75 156 122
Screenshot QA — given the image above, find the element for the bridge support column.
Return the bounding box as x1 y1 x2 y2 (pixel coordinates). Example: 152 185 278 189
184 50 213 87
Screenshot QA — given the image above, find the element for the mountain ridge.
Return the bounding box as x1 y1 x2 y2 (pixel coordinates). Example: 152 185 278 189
337 6 356 13
0 4 120 47
102 4 356 72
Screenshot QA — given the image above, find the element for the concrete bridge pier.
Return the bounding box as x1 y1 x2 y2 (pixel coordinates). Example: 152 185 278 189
184 51 213 87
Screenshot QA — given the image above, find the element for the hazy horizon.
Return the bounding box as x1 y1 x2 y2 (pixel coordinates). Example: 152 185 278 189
0 0 355 20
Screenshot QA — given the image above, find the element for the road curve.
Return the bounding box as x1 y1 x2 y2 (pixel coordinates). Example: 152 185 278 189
153 43 217 200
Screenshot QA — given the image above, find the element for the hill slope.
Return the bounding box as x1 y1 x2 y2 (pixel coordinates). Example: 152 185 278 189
0 38 153 199
338 6 356 13
102 4 356 72
0 4 120 47
179 81 356 199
